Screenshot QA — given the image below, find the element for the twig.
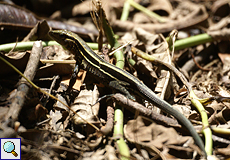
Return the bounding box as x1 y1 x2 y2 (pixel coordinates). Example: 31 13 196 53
112 93 179 127
5 41 42 121
42 75 60 107
100 101 114 135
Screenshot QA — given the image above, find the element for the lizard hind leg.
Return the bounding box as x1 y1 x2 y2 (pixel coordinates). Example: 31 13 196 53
109 80 136 101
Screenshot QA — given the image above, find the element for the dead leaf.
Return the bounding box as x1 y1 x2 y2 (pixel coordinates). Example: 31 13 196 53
133 28 172 101
0 52 29 76
49 110 63 131
211 0 230 18
72 85 100 124
148 0 173 16
124 116 192 149
82 148 105 160
215 147 230 156
105 145 118 160
54 94 69 111
218 53 230 74
133 13 152 24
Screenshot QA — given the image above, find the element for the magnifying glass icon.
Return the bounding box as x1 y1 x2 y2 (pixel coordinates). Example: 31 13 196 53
3 141 18 157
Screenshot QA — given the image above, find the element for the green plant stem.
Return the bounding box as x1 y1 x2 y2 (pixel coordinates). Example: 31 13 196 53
190 90 212 156
211 127 230 135
127 0 165 22
0 41 99 52
128 58 136 66
0 33 214 53
113 53 129 159
99 7 130 159
0 41 57 52
114 106 129 160
120 0 130 21
102 17 124 68
173 33 213 51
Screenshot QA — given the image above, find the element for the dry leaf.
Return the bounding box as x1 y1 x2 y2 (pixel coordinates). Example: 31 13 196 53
215 147 230 156
72 85 100 124
49 110 63 131
124 116 192 149
148 0 173 16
